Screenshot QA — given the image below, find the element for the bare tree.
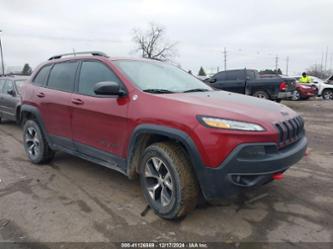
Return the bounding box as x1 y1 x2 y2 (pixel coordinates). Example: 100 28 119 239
306 64 332 79
132 23 178 61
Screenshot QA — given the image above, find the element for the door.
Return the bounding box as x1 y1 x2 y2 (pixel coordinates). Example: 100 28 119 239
71 60 129 165
36 61 79 149
212 70 246 93
1 80 19 120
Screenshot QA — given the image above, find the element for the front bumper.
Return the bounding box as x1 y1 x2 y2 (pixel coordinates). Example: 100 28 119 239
197 136 307 200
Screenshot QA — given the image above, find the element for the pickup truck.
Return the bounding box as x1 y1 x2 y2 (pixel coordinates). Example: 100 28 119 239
206 69 296 102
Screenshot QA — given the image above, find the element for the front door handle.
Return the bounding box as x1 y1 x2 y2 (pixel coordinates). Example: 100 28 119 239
72 98 84 105
37 92 45 98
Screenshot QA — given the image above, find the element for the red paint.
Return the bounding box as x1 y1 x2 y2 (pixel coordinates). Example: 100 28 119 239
22 56 301 168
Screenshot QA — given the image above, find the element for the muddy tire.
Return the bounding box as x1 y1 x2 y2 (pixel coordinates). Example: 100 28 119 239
140 142 199 219
322 89 333 100
253 90 269 99
23 120 55 164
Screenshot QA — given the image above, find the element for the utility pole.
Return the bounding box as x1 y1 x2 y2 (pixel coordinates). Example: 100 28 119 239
0 30 5 75
286 56 289 75
320 51 324 75
275 55 279 72
324 46 328 72
330 53 333 71
223 47 227 71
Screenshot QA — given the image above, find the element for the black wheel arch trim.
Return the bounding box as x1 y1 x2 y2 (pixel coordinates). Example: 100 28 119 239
20 104 53 148
127 124 207 187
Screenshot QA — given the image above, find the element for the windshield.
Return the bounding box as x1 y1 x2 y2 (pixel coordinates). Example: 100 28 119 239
113 60 212 93
15 80 26 94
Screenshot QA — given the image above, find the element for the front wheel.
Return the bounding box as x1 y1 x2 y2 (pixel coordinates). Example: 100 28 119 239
322 89 333 100
140 142 199 220
23 120 55 164
253 90 269 99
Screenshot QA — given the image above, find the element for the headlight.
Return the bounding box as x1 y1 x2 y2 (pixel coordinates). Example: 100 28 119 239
198 116 265 131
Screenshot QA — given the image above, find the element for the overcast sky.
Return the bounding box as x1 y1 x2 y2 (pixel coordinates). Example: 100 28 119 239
0 0 332 75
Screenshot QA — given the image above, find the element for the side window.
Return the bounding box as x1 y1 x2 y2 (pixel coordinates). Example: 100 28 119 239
33 65 52 86
246 71 255 80
0 79 5 93
226 71 244 81
78 61 120 96
3 80 14 95
47 61 79 92
215 72 226 81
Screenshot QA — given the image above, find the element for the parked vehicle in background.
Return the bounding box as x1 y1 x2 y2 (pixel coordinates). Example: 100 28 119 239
20 52 307 219
196 75 209 81
292 83 318 101
0 75 29 123
205 69 296 102
294 75 333 100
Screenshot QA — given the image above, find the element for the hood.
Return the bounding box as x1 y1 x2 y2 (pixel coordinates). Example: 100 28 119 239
158 91 297 124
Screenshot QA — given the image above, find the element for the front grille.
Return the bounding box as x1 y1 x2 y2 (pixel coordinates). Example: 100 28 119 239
275 116 305 147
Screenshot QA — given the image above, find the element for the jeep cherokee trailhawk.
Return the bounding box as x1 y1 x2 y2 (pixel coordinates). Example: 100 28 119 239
20 51 307 219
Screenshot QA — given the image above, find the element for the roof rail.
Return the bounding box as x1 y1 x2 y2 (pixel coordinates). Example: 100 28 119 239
48 51 108 60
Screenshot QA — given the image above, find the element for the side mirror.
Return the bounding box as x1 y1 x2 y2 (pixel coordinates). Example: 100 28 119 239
209 78 217 83
94 81 126 96
7 89 16 96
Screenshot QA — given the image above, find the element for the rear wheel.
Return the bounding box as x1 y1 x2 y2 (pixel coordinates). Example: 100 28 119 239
253 90 269 99
292 91 301 101
140 142 199 219
322 89 333 100
23 120 55 164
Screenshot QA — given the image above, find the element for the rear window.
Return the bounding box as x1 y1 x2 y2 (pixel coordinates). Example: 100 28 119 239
33 64 52 86
47 61 79 92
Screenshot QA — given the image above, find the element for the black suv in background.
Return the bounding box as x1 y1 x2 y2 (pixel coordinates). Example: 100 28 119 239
206 69 296 102
0 75 29 123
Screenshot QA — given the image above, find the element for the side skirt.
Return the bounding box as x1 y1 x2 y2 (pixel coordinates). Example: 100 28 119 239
49 135 127 176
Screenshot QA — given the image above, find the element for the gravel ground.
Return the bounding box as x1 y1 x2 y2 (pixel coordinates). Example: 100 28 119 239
0 99 332 248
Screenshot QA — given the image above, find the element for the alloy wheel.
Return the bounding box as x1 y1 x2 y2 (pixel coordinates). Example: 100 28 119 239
323 90 333 100
144 157 174 207
25 127 40 159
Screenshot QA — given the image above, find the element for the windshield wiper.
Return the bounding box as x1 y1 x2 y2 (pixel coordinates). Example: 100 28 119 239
143 89 175 94
183 88 210 93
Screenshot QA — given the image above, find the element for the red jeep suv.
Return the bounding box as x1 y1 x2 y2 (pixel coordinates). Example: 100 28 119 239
21 51 307 219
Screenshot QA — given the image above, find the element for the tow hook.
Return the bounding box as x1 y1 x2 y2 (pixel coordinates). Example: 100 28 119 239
272 173 284 180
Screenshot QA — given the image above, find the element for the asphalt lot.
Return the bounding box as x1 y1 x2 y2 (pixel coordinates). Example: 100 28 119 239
0 99 332 246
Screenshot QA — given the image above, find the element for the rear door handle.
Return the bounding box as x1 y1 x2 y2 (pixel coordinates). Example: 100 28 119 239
37 92 45 98
72 98 84 105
